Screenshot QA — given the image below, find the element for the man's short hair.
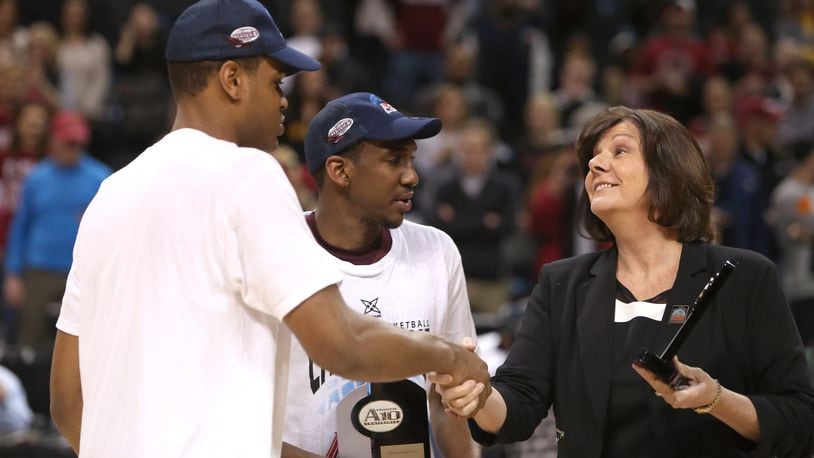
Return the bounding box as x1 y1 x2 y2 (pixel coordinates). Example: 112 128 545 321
311 141 364 189
166 57 261 99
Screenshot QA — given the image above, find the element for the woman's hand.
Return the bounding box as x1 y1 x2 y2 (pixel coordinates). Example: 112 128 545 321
433 378 487 418
428 337 488 418
632 356 719 410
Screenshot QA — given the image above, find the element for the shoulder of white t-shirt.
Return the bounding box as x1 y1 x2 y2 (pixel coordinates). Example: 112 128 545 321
399 219 455 247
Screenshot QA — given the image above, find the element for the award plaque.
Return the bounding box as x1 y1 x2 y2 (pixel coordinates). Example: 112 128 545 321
634 259 737 389
336 380 430 458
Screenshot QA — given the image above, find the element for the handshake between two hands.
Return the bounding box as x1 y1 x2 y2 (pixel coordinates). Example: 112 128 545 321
427 337 492 419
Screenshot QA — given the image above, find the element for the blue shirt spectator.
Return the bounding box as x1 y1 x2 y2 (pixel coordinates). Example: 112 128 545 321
3 110 110 351
5 154 110 275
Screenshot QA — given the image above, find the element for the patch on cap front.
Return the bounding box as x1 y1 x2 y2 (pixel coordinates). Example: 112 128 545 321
229 26 260 48
326 118 354 144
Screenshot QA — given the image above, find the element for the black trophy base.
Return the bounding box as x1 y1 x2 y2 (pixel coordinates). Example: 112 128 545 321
339 380 430 458
634 349 688 389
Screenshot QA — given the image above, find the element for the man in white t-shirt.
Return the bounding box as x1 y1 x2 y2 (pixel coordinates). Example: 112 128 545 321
47 2 490 457
282 92 480 457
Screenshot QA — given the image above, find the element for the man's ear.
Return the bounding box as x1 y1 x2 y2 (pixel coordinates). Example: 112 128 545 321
325 155 352 187
217 60 245 101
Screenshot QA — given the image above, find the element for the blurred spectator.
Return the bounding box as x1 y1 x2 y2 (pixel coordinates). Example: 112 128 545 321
726 22 775 98
413 84 470 220
415 42 505 128
24 21 61 110
415 84 469 167
316 24 375 99
778 59 814 148
553 50 601 132
279 69 331 159
0 101 50 262
0 364 32 434
57 0 111 122
286 0 323 58
471 0 552 139
382 0 454 108
631 0 712 122
707 115 771 256
768 141 814 345
526 148 580 276
272 144 317 211
0 19 58 154
113 2 167 95
771 36 804 103
430 119 519 314
0 101 50 344
110 2 171 169
775 0 814 65
706 1 754 67
281 0 324 96
510 92 567 182
0 0 28 73
351 0 397 91
688 75 733 151
736 95 788 194
4 111 110 352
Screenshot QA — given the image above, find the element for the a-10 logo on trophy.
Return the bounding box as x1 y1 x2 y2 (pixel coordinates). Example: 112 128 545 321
337 380 430 458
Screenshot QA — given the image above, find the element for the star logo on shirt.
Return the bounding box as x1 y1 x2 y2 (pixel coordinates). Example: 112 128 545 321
361 298 381 317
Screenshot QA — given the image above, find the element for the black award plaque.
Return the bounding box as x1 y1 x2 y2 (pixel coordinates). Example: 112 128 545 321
336 379 430 458
634 259 737 389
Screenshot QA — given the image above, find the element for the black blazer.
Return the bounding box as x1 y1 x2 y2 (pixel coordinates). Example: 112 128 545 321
471 241 814 457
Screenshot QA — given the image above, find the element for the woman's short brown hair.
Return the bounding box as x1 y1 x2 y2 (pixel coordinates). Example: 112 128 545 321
575 106 717 243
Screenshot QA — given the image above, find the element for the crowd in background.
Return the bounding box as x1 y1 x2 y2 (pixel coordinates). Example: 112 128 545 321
1 0 814 455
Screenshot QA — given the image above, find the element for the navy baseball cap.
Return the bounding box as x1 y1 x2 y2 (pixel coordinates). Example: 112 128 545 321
165 0 320 73
305 93 442 174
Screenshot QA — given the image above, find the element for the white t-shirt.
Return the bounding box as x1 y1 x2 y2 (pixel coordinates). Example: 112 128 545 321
56 129 342 458
283 218 476 455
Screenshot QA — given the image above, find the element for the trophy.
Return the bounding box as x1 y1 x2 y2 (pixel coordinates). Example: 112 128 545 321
336 379 430 458
634 259 737 389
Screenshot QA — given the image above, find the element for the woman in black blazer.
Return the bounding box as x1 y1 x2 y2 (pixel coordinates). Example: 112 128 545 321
434 107 814 457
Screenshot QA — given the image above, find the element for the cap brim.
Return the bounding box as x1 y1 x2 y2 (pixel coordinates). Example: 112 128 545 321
366 117 442 141
268 46 321 73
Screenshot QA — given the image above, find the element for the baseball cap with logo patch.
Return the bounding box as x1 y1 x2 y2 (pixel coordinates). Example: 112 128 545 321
304 92 442 174
165 0 319 73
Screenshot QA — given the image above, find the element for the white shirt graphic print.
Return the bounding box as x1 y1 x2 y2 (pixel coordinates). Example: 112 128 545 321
283 219 476 455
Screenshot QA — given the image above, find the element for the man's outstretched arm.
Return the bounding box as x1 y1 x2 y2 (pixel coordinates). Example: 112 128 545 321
284 285 490 399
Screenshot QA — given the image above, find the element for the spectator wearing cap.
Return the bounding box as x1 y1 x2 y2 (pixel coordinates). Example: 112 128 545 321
4 110 110 352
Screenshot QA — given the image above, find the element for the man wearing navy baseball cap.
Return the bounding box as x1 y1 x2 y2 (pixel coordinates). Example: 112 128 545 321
283 93 480 457
50 2 491 456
